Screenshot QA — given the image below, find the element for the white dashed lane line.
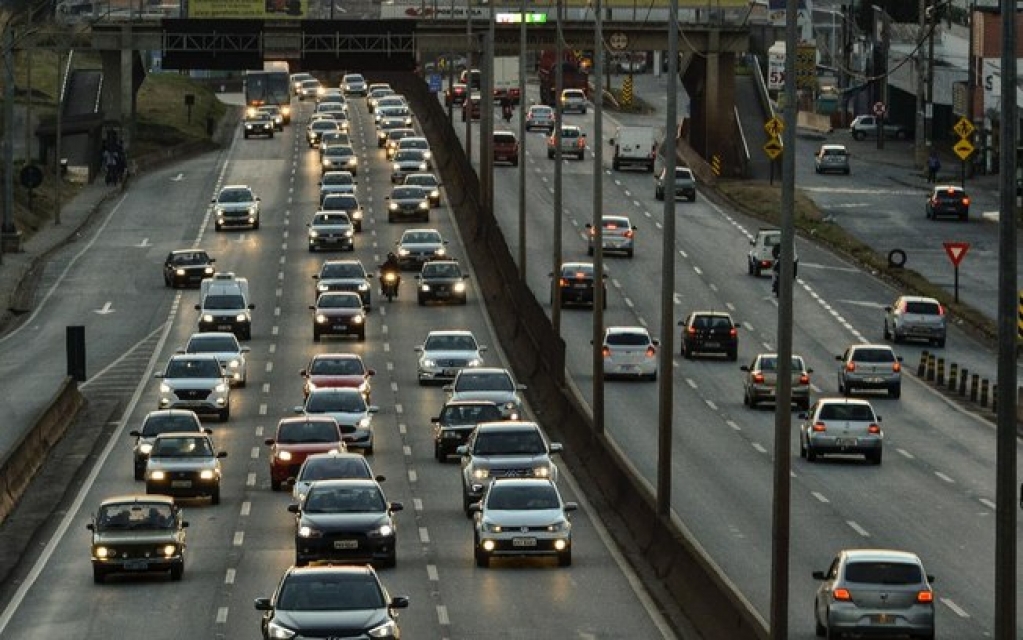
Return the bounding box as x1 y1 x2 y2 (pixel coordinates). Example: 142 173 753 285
846 520 870 537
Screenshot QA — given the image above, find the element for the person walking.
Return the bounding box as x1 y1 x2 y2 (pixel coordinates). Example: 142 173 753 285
927 149 941 183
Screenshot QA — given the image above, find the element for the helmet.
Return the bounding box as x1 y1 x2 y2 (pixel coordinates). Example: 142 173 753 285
387 252 397 261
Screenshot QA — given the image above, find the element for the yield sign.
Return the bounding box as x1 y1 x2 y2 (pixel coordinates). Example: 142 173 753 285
943 241 971 267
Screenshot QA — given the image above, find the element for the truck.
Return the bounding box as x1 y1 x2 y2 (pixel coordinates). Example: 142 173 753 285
609 125 657 172
493 56 521 105
537 50 589 108
849 115 912 141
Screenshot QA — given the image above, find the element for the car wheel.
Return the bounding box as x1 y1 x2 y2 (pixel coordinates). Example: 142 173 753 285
814 607 826 637
211 485 221 505
271 477 281 491
748 393 758 409
219 405 230 422
381 552 397 569
753 263 761 277
889 384 901 399
475 547 490 568
364 443 374 456
883 321 891 341
462 490 474 517
557 549 572 567
867 449 883 465
215 223 222 232
313 330 321 342
806 445 818 462
727 349 738 362
358 330 366 342
799 439 807 459
92 566 106 584
655 188 664 201
134 464 145 481
434 442 444 461
681 343 692 359
626 248 634 258
936 337 946 348
170 563 184 581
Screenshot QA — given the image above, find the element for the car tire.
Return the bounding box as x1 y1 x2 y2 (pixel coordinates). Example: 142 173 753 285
959 212 967 222
814 609 826 637
799 439 807 459
727 349 738 362
313 330 321 342
92 566 106 584
935 337 946 348
219 405 230 422
889 384 901 399
806 445 818 462
364 444 374 456
748 392 758 409
170 563 184 581
655 187 664 201
587 246 593 256
358 330 366 342
271 477 281 491
211 486 221 505
626 248 634 258
557 550 572 567
883 321 891 341
381 552 397 569
434 442 444 461
462 491 474 517
475 548 490 568
867 449 883 465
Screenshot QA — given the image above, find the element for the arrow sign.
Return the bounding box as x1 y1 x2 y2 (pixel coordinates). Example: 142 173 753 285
171 173 184 181
94 301 115 315
943 241 970 267
137 238 150 248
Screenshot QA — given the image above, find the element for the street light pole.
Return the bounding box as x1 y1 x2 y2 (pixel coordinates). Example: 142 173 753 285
591 0 605 436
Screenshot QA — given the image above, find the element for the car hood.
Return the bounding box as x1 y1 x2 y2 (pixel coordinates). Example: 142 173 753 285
302 511 390 530
483 507 565 528
310 223 353 233
271 608 389 635
315 308 363 318
392 198 427 206
307 410 370 428
189 350 243 364
471 453 549 468
147 457 219 472
423 350 479 361
275 442 343 456
92 529 181 545
421 276 461 285
399 242 443 251
162 377 224 389
308 374 365 388
215 202 256 212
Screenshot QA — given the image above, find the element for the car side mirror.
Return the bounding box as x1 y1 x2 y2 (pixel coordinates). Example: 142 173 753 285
884 306 893 312
367 368 376 376
389 502 404 512
564 502 578 512
216 451 227 458
740 365 750 371
607 138 615 146
248 304 255 310
86 523 95 531
479 346 488 352
468 502 482 513
806 368 814 373
835 355 843 361
368 405 380 413
549 442 563 453
194 304 201 311
812 570 826 580
797 412 808 419
264 438 276 446
286 504 300 514
294 406 305 413
455 445 468 456
241 347 251 353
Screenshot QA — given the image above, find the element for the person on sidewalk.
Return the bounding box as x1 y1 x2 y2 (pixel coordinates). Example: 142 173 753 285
927 150 941 183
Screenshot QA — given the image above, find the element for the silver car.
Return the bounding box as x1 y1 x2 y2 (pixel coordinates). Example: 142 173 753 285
814 143 851 175
395 228 448 269
813 549 935 638
559 88 587 114
181 331 249 387
290 450 381 502
307 211 355 252
586 215 637 258
884 295 947 347
836 344 903 399
144 432 227 504
155 354 231 421
599 326 658 381
740 353 812 411
130 409 209 481
391 149 429 183
445 367 526 419
415 330 487 385
798 397 883 465
212 184 260 231
457 421 560 514
296 388 379 454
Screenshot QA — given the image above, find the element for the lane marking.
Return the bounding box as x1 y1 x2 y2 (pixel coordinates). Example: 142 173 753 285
846 520 870 537
811 491 829 503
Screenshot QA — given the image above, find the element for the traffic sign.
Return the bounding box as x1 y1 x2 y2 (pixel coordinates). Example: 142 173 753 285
873 101 887 117
609 32 628 50
953 116 975 140
763 137 782 160
764 116 784 138
943 241 971 267
953 139 974 161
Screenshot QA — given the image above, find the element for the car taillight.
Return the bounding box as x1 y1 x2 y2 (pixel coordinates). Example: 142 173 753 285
867 424 881 434
798 374 810 384
937 304 945 316
892 362 901 373
687 326 697 335
624 230 634 239
916 590 934 604
752 372 765 384
729 328 737 338
645 346 656 357
812 422 827 432
961 197 970 205
833 588 852 601
845 362 856 372
574 272 587 279
559 278 569 287
602 346 611 358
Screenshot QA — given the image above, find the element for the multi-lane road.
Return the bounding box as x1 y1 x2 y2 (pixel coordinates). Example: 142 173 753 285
0 94 680 638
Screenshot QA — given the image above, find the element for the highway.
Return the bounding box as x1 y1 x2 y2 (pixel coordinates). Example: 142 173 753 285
456 73 1023 637
0 95 679 638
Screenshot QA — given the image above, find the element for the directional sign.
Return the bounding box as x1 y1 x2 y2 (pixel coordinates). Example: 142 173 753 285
953 138 974 161
764 116 784 138
953 116 975 140
943 241 971 267
763 137 782 160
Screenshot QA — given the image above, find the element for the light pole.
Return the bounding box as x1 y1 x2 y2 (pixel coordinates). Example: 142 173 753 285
591 0 604 436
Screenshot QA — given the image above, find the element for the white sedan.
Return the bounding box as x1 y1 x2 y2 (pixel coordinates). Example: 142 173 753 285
599 326 658 381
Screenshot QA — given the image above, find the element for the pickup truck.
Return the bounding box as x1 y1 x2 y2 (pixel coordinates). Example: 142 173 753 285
849 115 912 141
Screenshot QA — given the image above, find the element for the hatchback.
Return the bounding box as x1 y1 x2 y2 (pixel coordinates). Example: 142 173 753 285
599 326 658 381
836 344 902 398
814 144 850 174
925 184 969 221
740 353 812 411
551 261 606 308
799 397 883 464
525 104 555 132
547 125 586 160
493 131 520 166
559 88 588 114
813 549 935 638
265 416 346 491
884 295 946 347
470 478 577 568
679 311 738 360
586 215 637 257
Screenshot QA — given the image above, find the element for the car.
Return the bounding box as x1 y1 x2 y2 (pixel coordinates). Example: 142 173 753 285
586 215 636 257
290 72 314 95
456 421 560 514
525 104 555 132
374 94 408 114
492 130 520 166
395 228 448 269
298 78 322 100
265 416 346 491
551 261 606 308
318 170 357 202
296 387 378 454
395 136 432 168
318 130 351 155
144 431 227 503
386 185 431 223
391 149 430 183
547 125 586 160
320 192 365 232
799 397 884 464
306 118 340 147
243 112 275 139
87 495 188 583
599 326 659 381
290 450 384 502
367 84 395 110
375 104 412 127
129 409 210 481
836 344 903 398
925 184 970 221
884 295 947 347
849 114 912 140
195 272 254 340
814 143 850 174
812 549 935 639
445 367 526 420
740 353 813 411
415 329 487 385
321 144 358 176
377 119 410 148
341 72 367 95
316 88 346 107
289 478 401 567
256 105 284 130
309 291 367 342
470 478 576 568
459 68 482 89
313 259 373 307
559 88 588 113
679 311 739 360
163 249 215 288
654 165 697 201
747 227 798 276
431 400 505 461
445 82 468 105
155 354 231 421
254 565 408 640
403 172 442 207
307 211 355 252
181 331 250 387
299 352 375 399
212 184 260 231
461 92 482 121
416 259 468 305
384 127 418 158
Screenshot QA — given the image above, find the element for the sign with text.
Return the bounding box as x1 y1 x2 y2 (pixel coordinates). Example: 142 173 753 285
188 0 305 18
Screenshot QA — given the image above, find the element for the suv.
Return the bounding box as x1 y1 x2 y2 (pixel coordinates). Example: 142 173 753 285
470 478 576 568
559 88 588 114
456 421 562 514
431 400 505 461
679 311 739 360
87 495 188 583
884 295 947 347
130 409 209 480
445 367 525 419
310 291 367 342
182 331 249 387
341 72 367 96
144 432 227 504
849 114 911 140
155 354 231 421
799 397 883 464
416 260 468 305
196 272 254 340
925 185 969 221
212 185 260 231
747 227 798 277
415 329 487 385
493 131 520 166
243 112 275 139
264 416 345 491
313 259 373 308
547 125 586 160
654 165 696 201
814 144 850 174
836 344 903 398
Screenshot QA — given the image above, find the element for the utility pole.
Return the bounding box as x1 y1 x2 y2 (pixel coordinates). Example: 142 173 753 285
925 0 935 152
550 0 563 336
2 22 16 265
965 0 975 178
591 0 605 437
914 0 927 167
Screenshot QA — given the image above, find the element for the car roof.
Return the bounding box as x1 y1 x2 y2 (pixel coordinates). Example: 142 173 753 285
839 549 924 565
690 310 733 318
306 478 380 490
188 331 236 340
606 326 649 335
317 291 362 301
475 420 540 432
458 367 510 376
285 564 376 578
426 329 475 338
169 248 209 256
897 294 941 304
815 397 874 408
443 398 500 408
98 494 176 508
310 352 363 360
849 343 896 351
819 144 847 151
308 386 363 395
278 415 340 427
143 408 200 419
489 477 557 490
601 214 631 224
169 353 221 362
153 431 213 440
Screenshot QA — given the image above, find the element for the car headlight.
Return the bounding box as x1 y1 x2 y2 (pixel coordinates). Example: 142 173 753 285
139 442 153 455
159 383 171 393
420 284 431 292
215 207 225 216
266 620 297 640
161 544 179 557
471 467 489 480
533 466 551 478
392 163 401 172
423 151 432 160
370 523 394 537
421 358 436 368
454 282 466 293
202 314 214 323
419 202 429 210
245 123 253 130
367 620 399 638
345 230 353 238
547 519 570 533
348 157 357 166
430 189 440 198
389 202 399 211
235 313 247 322
200 469 217 481
357 416 372 429
298 525 322 538
417 162 427 171
214 383 228 393
317 283 329 292
481 520 501 533
404 117 413 126
227 359 240 369
175 268 186 276
277 450 293 461
352 314 364 324
315 314 328 323
309 229 320 238
358 381 370 393
397 248 410 256
351 210 363 219
149 470 167 481
435 247 446 256
203 267 214 275
467 358 483 367
248 206 257 215
357 283 369 291
322 158 331 166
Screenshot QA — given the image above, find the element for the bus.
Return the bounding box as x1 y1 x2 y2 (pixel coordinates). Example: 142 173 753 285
244 63 292 123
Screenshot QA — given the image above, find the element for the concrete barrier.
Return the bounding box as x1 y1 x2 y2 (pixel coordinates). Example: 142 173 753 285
0 377 84 524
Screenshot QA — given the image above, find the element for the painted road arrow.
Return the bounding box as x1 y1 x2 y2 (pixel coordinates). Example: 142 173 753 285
94 302 115 315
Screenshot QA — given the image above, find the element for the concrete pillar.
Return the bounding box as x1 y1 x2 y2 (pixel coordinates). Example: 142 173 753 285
121 39 135 153
101 50 122 122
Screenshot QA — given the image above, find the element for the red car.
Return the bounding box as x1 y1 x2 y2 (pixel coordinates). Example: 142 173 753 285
299 353 375 400
265 416 346 491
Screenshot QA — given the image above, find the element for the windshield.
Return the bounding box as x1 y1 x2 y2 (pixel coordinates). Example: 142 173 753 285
402 232 440 244
152 436 214 457
306 392 366 413
441 404 502 424
170 252 208 265
217 189 253 204
457 372 513 392
203 294 246 310
422 263 459 278
187 336 239 353
317 294 361 309
392 187 424 200
425 334 477 351
309 357 364 375
487 485 559 510
313 213 351 226
844 561 922 585
303 485 385 513
321 263 363 279
606 332 650 347
165 358 222 378
278 420 340 444
322 196 358 210
474 430 544 455
299 457 372 482
323 173 353 185
277 574 385 611
394 150 423 162
141 414 201 437
96 503 176 530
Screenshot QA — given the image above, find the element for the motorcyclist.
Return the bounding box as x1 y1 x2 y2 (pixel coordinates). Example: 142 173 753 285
500 95 513 123
379 252 401 295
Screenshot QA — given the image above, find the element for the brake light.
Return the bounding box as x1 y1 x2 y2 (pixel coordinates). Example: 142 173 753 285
602 346 611 358
752 372 765 384
833 588 851 601
916 590 933 604
867 424 881 434
574 272 586 279
812 422 827 432
687 326 697 336
845 361 856 372
892 361 901 373
729 328 737 338
645 346 656 357
962 197 970 205
937 304 945 316
624 229 634 239
798 373 810 384
559 278 569 287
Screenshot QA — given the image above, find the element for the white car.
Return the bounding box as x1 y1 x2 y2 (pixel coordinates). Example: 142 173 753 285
599 326 658 381
445 367 525 419
586 215 637 258
341 73 368 96
307 211 355 252
395 228 448 269
395 136 432 168
415 330 487 385
155 354 231 421
470 478 576 568
212 184 260 231
181 331 250 387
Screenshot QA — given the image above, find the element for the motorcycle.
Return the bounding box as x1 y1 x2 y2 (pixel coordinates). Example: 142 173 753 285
501 103 513 123
381 270 400 301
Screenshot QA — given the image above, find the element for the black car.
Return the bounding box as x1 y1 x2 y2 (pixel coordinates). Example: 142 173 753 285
320 193 365 232
163 250 215 288
551 261 606 308
243 113 275 139
386 185 431 223
416 260 468 305
255 565 408 640
288 479 402 567
679 310 739 360
431 399 504 461
925 184 969 221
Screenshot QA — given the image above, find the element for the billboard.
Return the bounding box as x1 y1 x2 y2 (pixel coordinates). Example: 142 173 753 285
188 0 305 18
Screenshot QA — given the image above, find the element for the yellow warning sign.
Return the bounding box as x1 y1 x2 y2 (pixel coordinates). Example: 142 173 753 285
764 137 782 160
953 139 974 161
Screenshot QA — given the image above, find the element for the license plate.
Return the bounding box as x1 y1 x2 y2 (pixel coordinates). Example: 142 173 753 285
512 537 537 547
332 323 349 330
835 438 858 447
871 614 895 624
442 368 459 377
572 283 588 289
436 291 450 297
334 540 359 549
618 365 638 372
865 377 883 383
704 341 719 348
324 238 340 243
171 480 192 488
123 560 149 570
217 325 232 331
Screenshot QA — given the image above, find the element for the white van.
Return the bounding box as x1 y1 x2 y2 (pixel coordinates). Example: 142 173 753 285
196 272 254 340
609 125 657 172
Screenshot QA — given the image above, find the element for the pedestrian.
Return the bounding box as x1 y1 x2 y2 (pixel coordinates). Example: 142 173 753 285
927 150 941 183
102 147 118 185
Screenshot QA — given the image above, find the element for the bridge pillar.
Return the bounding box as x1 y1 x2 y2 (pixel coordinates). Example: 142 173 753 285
100 34 143 154
681 33 740 176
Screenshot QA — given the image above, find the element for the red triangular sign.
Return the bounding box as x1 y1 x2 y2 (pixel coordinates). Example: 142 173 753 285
943 242 970 267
